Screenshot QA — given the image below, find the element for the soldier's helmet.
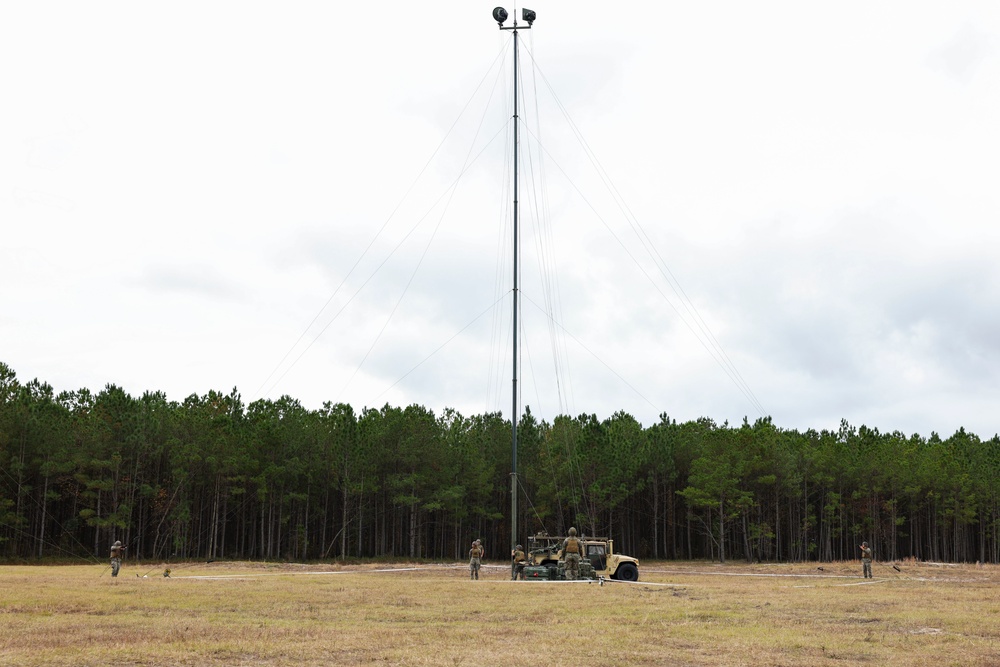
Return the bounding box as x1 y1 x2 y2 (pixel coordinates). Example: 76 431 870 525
516 544 522 550
862 541 868 547
568 527 577 536
113 540 122 547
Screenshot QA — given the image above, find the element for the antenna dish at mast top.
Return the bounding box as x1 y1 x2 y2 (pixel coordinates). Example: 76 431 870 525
492 7 508 25
522 8 536 25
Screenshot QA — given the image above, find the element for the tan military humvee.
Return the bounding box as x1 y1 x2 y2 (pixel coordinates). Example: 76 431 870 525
525 533 639 581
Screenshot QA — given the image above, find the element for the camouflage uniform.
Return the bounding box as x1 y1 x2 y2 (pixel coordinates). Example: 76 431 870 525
511 545 526 580
110 540 125 577
562 528 583 580
860 542 872 579
469 541 483 580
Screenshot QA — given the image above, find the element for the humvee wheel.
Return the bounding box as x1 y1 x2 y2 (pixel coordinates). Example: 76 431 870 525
616 563 639 582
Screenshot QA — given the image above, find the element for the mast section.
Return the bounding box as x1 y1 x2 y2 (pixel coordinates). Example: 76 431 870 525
494 6 535 553
511 22 520 556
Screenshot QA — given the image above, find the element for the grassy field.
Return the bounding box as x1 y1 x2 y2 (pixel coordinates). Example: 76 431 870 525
1 559 998 666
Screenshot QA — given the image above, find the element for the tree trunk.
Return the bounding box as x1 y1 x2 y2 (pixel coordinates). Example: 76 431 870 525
37 474 48 558
409 503 417 559
719 497 726 564
774 486 780 562
341 480 349 559
742 512 752 562
652 473 659 559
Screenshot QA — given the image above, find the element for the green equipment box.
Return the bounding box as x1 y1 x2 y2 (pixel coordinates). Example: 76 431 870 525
522 565 552 580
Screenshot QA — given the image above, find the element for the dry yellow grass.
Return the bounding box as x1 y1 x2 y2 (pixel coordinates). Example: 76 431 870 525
1 559 999 666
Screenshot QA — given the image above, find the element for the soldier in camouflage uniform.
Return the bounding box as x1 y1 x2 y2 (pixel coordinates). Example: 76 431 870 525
511 544 526 580
110 540 126 577
469 540 483 580
859 541 872 579
562 527 583 580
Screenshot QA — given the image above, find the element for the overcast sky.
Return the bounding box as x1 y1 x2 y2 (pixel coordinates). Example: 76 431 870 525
2 2 998 439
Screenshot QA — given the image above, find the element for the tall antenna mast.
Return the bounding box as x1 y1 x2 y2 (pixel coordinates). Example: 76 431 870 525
492 5 536 553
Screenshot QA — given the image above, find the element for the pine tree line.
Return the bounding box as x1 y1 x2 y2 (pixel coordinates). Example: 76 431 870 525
2 362 998 564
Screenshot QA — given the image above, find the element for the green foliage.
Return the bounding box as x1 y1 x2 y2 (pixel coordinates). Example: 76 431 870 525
1 360 999 563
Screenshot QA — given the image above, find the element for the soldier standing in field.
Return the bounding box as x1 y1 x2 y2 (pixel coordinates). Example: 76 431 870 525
859 541 873 579
469 540 483 580
110 540 126 577
511 544 526 580
562 527 583 580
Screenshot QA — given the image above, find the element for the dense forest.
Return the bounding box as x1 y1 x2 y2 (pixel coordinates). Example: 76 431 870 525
1 361 998 565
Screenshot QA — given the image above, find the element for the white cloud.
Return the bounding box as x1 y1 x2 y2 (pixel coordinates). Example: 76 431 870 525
2 1 998 439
